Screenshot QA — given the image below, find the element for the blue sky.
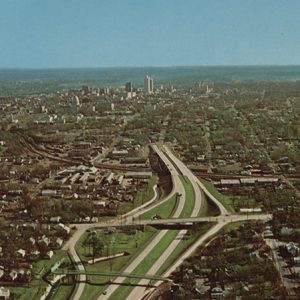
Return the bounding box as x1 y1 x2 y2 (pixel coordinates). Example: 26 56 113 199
0 0 299 68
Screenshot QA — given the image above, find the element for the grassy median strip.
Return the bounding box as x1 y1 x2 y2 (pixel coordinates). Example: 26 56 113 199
76 175 197 299
140 175 195 220
108 176 197 299
153 222 216 280
179 176 195 217
108 229 179 300
76 226 158 300
199 178 235 213
109 223 217 299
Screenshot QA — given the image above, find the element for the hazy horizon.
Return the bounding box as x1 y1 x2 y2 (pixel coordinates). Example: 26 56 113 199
1 65 300 96
1 64 300 71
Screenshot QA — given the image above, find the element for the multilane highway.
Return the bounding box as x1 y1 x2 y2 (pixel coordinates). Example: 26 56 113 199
98 144 198 299
64 144 187 300
63 144 271 300
124 146 204 300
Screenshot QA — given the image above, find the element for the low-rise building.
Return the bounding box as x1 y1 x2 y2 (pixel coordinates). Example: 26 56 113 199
57 223 70 235
0 287 10 300
124 171 152 179
16 249 26 258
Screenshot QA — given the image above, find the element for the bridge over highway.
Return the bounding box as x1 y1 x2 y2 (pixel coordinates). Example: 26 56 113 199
64 144 273 300
82 213 272 230
52 270 168 282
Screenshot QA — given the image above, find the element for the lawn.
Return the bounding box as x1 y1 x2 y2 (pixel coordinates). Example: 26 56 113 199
108 229 179 300
223 221 244 233
199 178 235 213
33 250 69 277
179 176 195 217
198 189 210 217
108 177 200 300
140 193 177 220
200 191 223 217
72 175 203 300
49 284 74 300
76 226 158 300
141 175 196 220
10 250 71 300
134 176 157 207
10 284 48 300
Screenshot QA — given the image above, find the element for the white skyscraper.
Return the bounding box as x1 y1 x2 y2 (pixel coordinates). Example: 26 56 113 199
144 75 154 94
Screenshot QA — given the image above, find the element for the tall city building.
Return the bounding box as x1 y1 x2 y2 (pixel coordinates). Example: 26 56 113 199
125 82 133 92
144 75 154 94
81 85 90 95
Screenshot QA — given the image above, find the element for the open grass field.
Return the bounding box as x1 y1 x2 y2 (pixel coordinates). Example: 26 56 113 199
199 178 235 213
108 229 179 300
140 193 177 220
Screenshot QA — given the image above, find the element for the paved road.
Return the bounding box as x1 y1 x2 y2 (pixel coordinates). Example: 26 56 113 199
97 145 187 300
127 228 188 300
125 145 212 299
127 213 272 300
163 146 202 217
266 238 298 296
163 146 227 215
143 214 273 299
70 213 272 230
129 146 273 300
64 144 269 300
63 226 87 300
63 177 159 300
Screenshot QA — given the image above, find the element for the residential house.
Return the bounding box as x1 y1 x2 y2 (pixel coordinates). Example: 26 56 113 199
50 216 62 223
0 287 10 300
16 249 26 258
29 237 36 246
54 238 63 248
46 251 54 259
211 286 225 299
286 242 299 257
29 250 40 261
9 270 17 281
38 235 50 248
57 223 71 235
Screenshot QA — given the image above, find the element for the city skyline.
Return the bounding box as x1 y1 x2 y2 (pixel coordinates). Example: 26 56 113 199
0 0 300 68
